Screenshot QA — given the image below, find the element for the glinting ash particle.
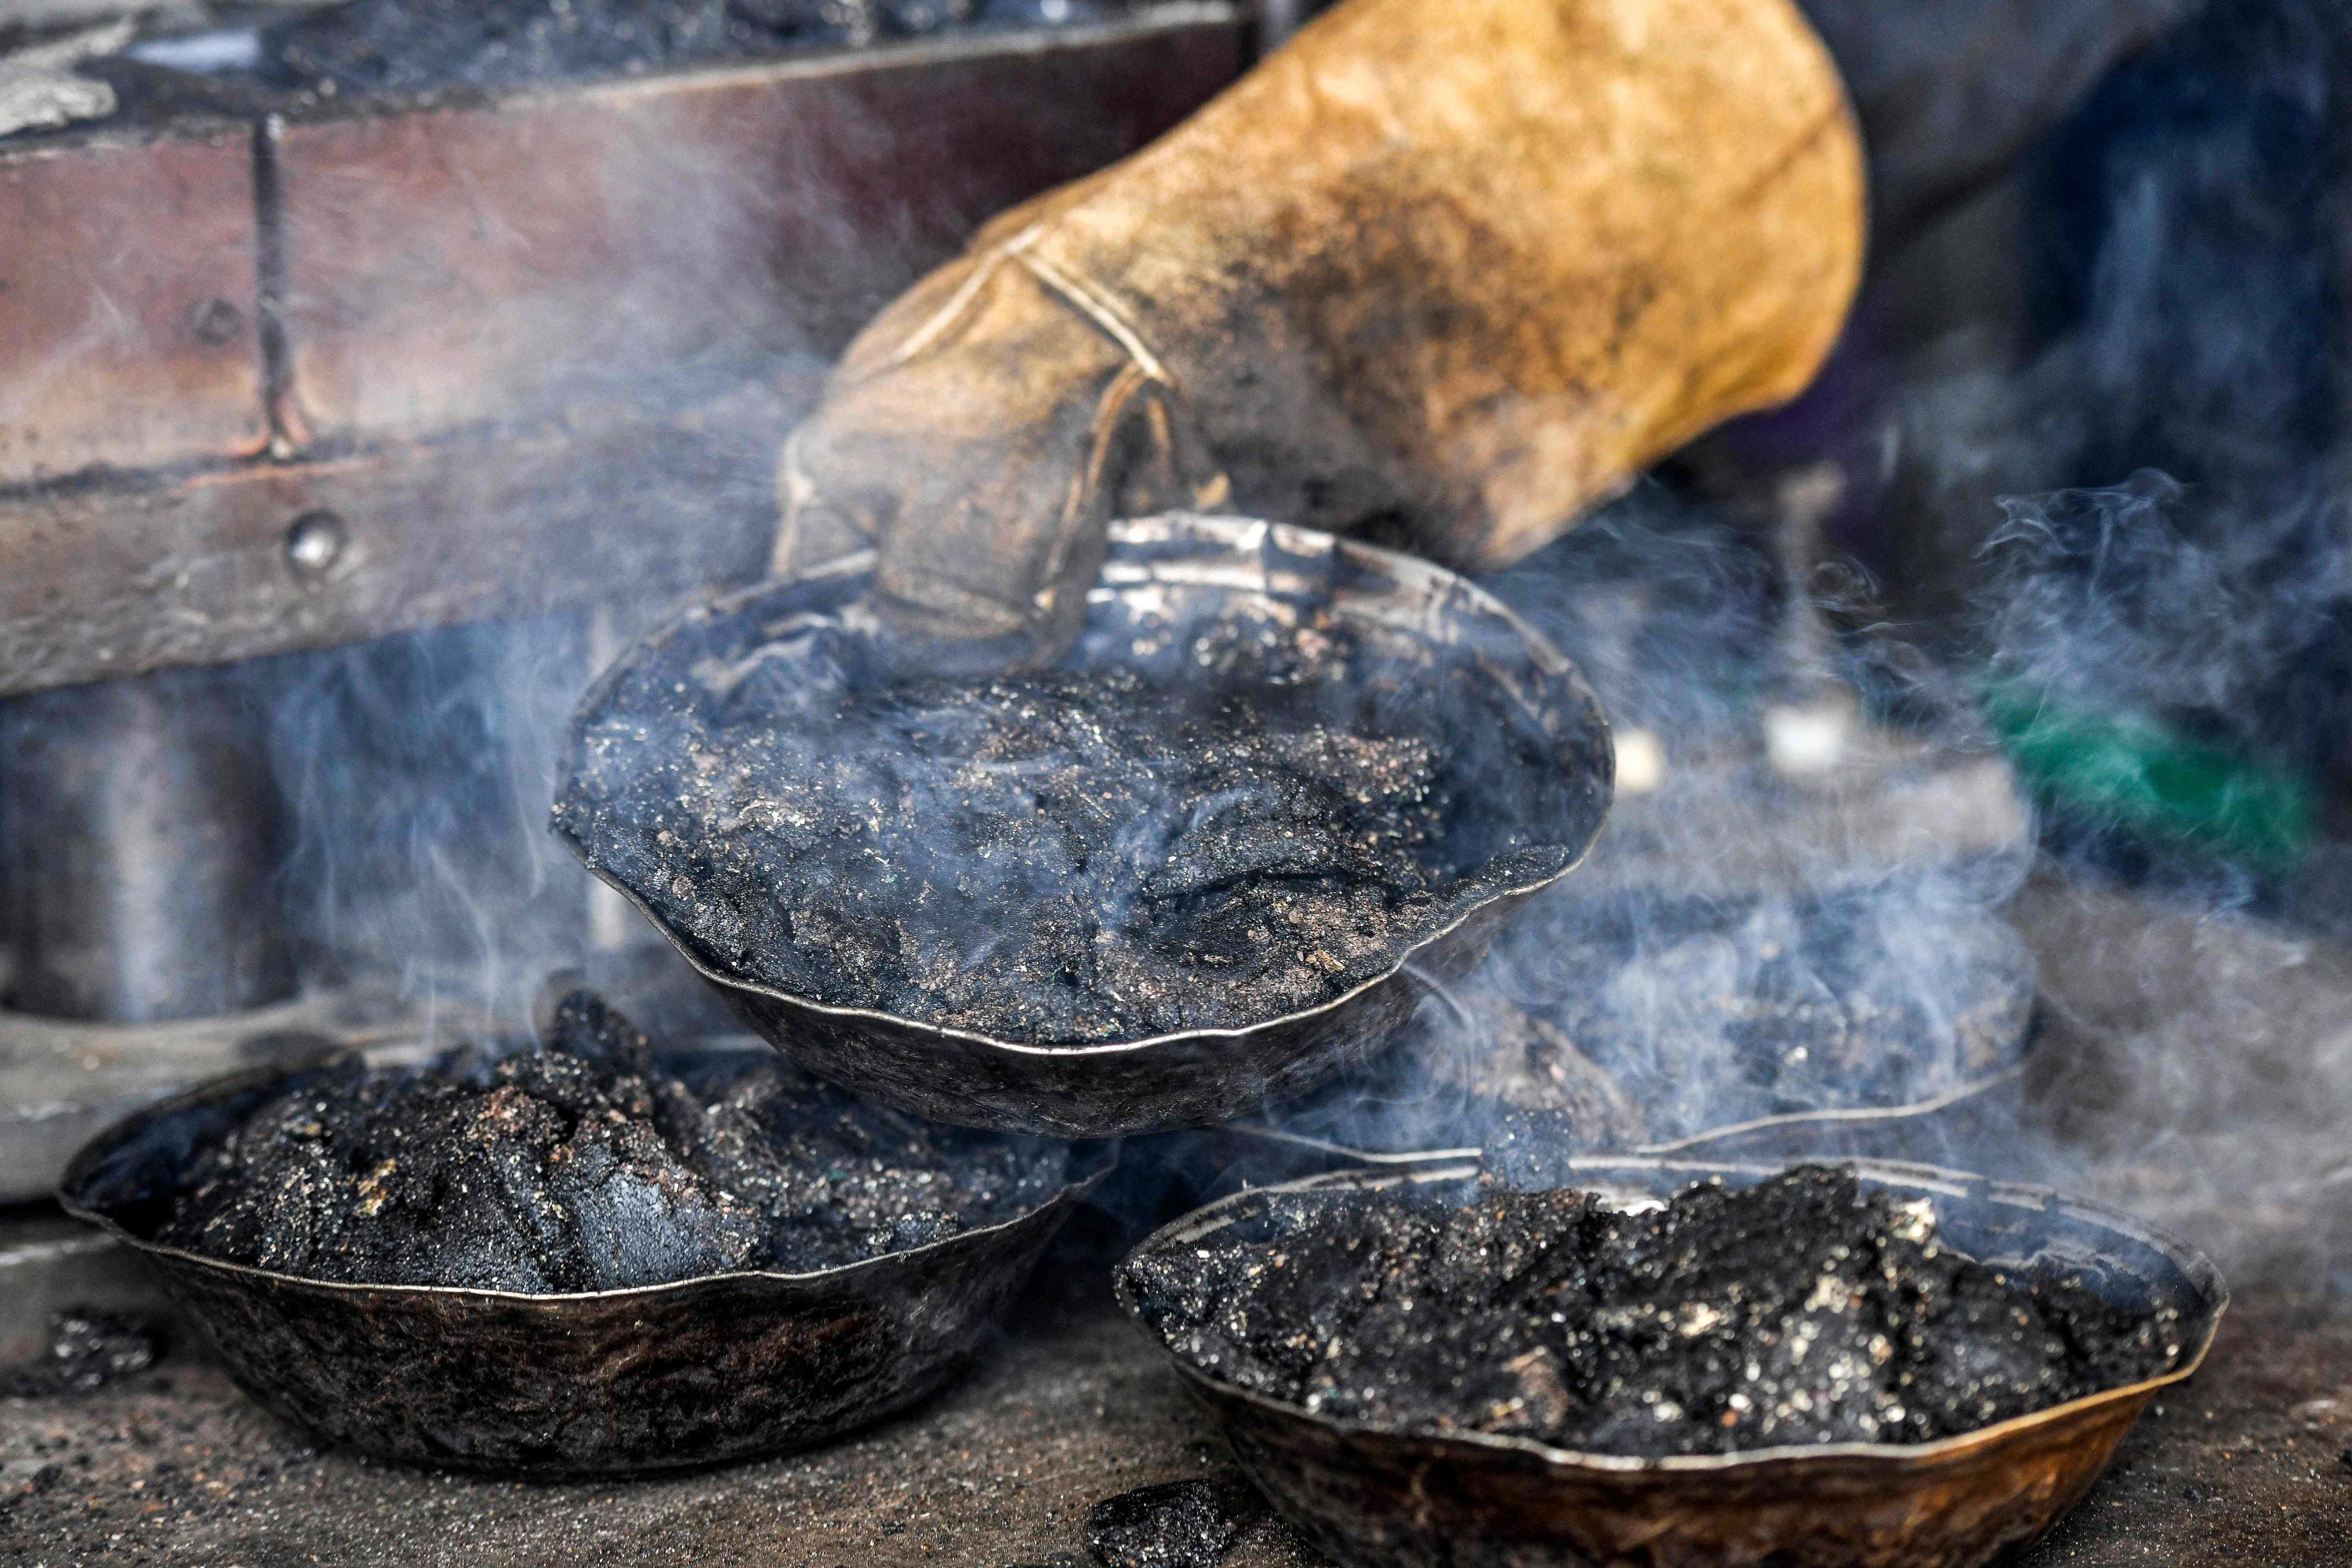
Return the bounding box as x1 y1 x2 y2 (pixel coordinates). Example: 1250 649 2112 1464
557 615 1577 1044
157 990 1066 1293
1123 1166 2184 1457
0 1310 162 1399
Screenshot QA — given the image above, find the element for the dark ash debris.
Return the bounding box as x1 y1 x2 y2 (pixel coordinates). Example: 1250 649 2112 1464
1123 1166 2184 1458
260 0 1107 96
1084 1472 1264 1568
0 1311 162 1399
157 989 1066 1292
557 615 1575 1044
267 0 746 93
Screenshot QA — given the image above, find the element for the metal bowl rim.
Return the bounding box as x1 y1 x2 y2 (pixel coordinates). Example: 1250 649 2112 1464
1630 1066 2030 1156
1223 1061 2033 1169
56 1051 1116 1306
554 514 1615 1058
1115 1155 2228 1477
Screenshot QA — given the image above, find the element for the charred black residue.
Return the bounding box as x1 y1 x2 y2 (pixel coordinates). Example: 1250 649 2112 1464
1084 1473 1264 1568
0 1310 161 1399
156 989 1065 1292
1123 1166 2184 1457
557 611 1577 1045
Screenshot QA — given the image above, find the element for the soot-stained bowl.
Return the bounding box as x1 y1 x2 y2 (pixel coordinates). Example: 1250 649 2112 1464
1117 1158 2225 1568
554 515 1614 1138
58 1051 1113 1478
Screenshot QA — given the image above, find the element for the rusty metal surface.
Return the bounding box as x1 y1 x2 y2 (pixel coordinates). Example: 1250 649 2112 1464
0 125 266 485
557 516 1616 1137
0 9 1247 696
57 1051 1112 1478
1116 1159 2229 1568
0 365 811 693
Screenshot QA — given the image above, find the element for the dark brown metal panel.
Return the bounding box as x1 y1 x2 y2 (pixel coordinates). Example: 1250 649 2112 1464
0 128 269 485
0 12 1244 694
272 11 1248 445
0 368 815 694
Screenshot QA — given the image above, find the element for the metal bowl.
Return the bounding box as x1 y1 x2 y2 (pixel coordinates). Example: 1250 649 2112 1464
1116 1158 2226 1568
554 515 1614 1138
1197 959 2038 1196
58 1051 1112 1479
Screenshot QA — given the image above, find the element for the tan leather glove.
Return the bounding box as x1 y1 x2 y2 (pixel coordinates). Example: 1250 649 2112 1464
780 0 1866 652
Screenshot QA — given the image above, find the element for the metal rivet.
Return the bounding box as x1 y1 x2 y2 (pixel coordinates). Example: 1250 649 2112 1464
187 297 245 345
284 510 347 583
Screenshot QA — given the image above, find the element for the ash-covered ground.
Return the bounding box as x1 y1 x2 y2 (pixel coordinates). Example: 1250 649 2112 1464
557 616 1575 1044
1123 1166 2184 1457
157 990 1065 1292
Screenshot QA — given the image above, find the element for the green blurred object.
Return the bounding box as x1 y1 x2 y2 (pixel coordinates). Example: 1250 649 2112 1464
1980 679 2320 873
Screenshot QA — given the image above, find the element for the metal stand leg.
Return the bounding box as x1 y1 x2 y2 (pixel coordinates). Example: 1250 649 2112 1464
0 667 293 1022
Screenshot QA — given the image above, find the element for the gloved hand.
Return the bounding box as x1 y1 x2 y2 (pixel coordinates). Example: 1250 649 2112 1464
779 0 1864 654
776 0 2187 656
